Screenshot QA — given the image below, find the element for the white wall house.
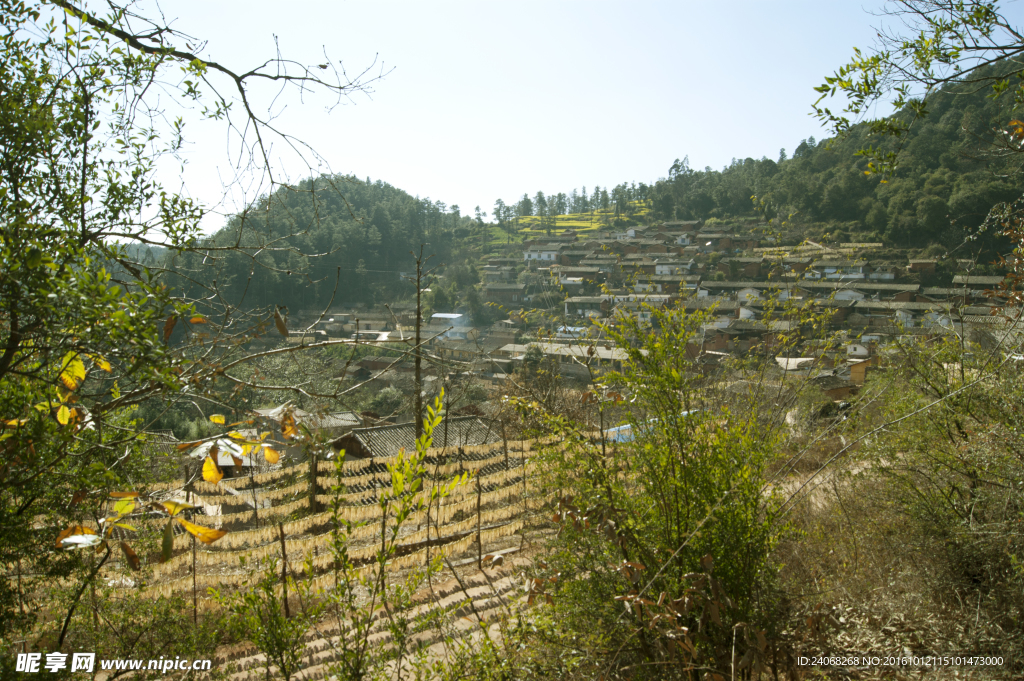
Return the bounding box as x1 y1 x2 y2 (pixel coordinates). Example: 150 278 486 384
737 287 761 301
524 248 560 262
816 260 868 280
655 260 691 275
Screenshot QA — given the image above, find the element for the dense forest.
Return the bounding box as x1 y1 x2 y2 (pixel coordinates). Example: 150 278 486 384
166 177 485 313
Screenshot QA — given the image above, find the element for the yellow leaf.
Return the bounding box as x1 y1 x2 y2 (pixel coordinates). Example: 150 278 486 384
56 405 70 425
108 491 139 498
56 525 97 548
190 316 207 324
209 414 225 425
175 517 227 545
113 498 135 515
59 353 86 391
263 446 280 464
202 455 223 484
259 431 271 441
157 500 196 517
89 354 112 372
280 411 298 440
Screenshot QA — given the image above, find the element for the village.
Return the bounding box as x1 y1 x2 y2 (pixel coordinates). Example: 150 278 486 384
250 217 1018 449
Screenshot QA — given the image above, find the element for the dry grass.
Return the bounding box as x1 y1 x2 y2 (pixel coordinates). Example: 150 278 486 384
775 471 1022 679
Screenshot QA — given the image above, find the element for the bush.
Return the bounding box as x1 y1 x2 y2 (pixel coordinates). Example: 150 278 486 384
508 302 792 677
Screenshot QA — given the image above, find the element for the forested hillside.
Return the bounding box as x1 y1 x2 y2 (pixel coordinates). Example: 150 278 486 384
645 61 1023 248
166 176 484 312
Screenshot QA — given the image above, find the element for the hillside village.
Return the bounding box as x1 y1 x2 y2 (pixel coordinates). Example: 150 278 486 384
260 217 1017 438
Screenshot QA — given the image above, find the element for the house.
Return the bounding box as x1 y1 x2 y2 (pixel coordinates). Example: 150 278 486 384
654 259 693 276
696 233 733 252
802 281 920 302
952 274 1005 290
434 341 478 362
661 220 702 232
868 262 903 280
718 257 764 279
812 259 868 280
559 250 595 266
811 374 857 400
426 312 475 340
481 266 515 283
613 300 660 324
832 289 865 301
523 246 561 263
726 319 792 353
919 287 974 304
551 266 603 285
775 357 817 372
496 342 631 374
908 259 937 274
252 403 362 459
484 283 526 306
736 287 762 302
780 256 813 273
331 416 501 460
564 296 611 318
849 359 870 385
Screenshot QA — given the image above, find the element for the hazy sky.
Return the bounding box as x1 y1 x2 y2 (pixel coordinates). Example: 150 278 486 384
144 1 1016 230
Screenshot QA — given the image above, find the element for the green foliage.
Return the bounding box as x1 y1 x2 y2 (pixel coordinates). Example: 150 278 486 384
216 557 324 681
869 336 1024 610
58 591 228 681
324 391 469 681
169 178 484 314
368 386 404 417
507 302 789 677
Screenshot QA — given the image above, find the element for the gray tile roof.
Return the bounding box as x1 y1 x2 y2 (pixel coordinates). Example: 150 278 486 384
335 416 501 458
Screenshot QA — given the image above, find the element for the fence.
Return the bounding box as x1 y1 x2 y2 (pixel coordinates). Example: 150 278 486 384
116 438 549 605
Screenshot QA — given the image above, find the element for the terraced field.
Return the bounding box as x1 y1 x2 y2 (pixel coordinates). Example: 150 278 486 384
119 439 555 680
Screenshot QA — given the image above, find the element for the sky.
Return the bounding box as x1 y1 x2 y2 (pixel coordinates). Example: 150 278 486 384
138 0 1017 231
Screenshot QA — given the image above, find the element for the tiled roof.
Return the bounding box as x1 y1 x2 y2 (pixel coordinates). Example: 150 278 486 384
813 259 868 267
338 416 501 458
803 282 919 292
305 412 362 430
952 275 1006 285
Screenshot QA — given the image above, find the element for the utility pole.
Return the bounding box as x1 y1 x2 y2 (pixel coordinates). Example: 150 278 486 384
411 245 437 439
415 247 424 439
